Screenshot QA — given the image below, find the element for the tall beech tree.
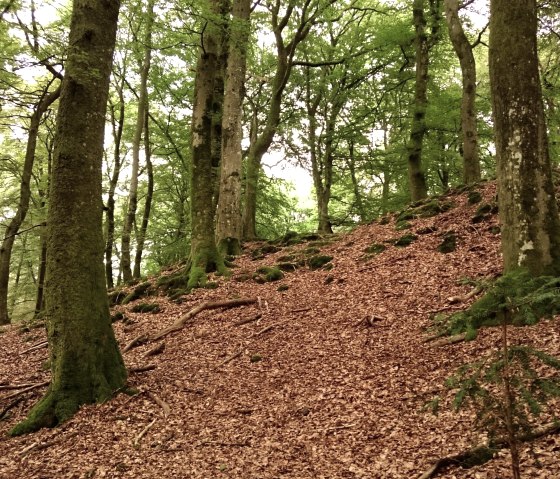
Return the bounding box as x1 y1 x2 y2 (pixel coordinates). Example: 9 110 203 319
11 0 126 434
489 0 560 276
187 0 227 288
242 0 337 239
444 0 480 184
215 0 251 255
407 0 441 201
121 0 155 282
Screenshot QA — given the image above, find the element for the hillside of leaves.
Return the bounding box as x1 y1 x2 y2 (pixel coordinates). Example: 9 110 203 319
1 181 559 479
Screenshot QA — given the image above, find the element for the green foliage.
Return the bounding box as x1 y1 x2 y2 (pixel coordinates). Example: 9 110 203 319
447 344 560 445
445 271 560 337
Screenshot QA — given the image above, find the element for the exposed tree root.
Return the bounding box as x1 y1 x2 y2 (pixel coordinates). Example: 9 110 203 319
124 297 257 352
18 431 79 457
418 421 560 478
3 381 49 400
446 285 483 304
19 340 48 355
234 313 262 326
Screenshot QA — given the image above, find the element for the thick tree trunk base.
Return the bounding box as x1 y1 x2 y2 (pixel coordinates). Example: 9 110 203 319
9 378 123 436
186 247 227 291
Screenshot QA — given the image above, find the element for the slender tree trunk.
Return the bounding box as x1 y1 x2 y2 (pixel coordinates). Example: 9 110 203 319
120 0 154 283
216 0 251 256
0 84 60 325
11 0 126 435
187 0 227 289
133 110 154 278
242 0 321 239
444 0 480 184
489 0 560 276
347 141 366 222
407 0 430 202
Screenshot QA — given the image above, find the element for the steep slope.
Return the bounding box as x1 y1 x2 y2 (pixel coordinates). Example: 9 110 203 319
1 182 559 479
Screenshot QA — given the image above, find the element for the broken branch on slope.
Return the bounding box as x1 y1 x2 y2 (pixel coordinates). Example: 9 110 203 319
124 297 257 352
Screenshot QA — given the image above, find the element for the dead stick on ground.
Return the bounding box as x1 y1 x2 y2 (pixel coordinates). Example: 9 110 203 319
447 285 483 304
3 381 49 400
215 350 243 370
0 396 24 420
20 340 48 355
234 313 261 326
417 421 560 479
151 298 258 340
19 431 79 457
128 364 157 374
428 333 467 347
253 321 287 337
133 418 157 448
147 391 171 417
0 382 42 391
144 342 165 358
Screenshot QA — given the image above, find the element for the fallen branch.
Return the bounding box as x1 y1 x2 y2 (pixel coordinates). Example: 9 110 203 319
144 342 165 358
197 440 250 447
19 431 79 457
429 333 466 347
128 364 156 374
0 396 24 420
133 418 157 448
215 350 243 370
234 313 261 326
147 391 170 417
353 315 384 328
0 382 43 391
20 340 48 355
3 381 49 400
418 421 560 478
123 334 149 353
253 321 287 337
325 423 356 434
447 285 482 304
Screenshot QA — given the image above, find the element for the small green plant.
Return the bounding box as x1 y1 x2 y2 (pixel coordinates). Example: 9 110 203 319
447 307 560 477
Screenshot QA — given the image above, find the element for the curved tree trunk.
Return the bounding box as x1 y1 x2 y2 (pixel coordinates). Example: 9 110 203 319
444 0 480 184
120 0 154 283
489 0 560 276
0 83 60 325
216 0 251 256
11 0 126 435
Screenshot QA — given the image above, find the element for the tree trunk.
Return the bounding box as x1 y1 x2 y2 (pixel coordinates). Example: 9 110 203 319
489 0 560 276
444 0 480 184
242 0 322 239
187 0 227 289
407 0 431 202
216 0 251 256
133 110 154 278
11 0 126 435
0 84 60 325
120 0 154 283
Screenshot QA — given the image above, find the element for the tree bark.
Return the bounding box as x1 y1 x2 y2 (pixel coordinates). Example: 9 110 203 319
444 0 480 184
11 0 126 435
489 0 560 276
120 0 154 283
0 83 60 325
133 109 154 278
216 0 251 256
187 0 227 289
105 86 125 289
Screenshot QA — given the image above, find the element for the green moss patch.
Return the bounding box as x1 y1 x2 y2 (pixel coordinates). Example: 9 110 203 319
122 281 154 305
394 233 417 247
417 226 438 235
364 243 387 255
467 190 482 204
254 266 284 282
438 232 457 253
307 255 333 270
131 302 161 314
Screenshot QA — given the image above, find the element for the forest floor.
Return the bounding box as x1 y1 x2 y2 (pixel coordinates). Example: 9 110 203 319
1 181 560 479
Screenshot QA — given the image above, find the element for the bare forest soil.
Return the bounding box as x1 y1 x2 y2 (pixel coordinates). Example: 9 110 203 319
1 182 560 479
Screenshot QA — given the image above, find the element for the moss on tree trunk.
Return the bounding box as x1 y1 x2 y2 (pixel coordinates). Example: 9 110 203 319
11 0 126 435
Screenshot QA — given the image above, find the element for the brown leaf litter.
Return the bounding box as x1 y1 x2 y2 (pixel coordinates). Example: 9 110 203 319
1 182 559 479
